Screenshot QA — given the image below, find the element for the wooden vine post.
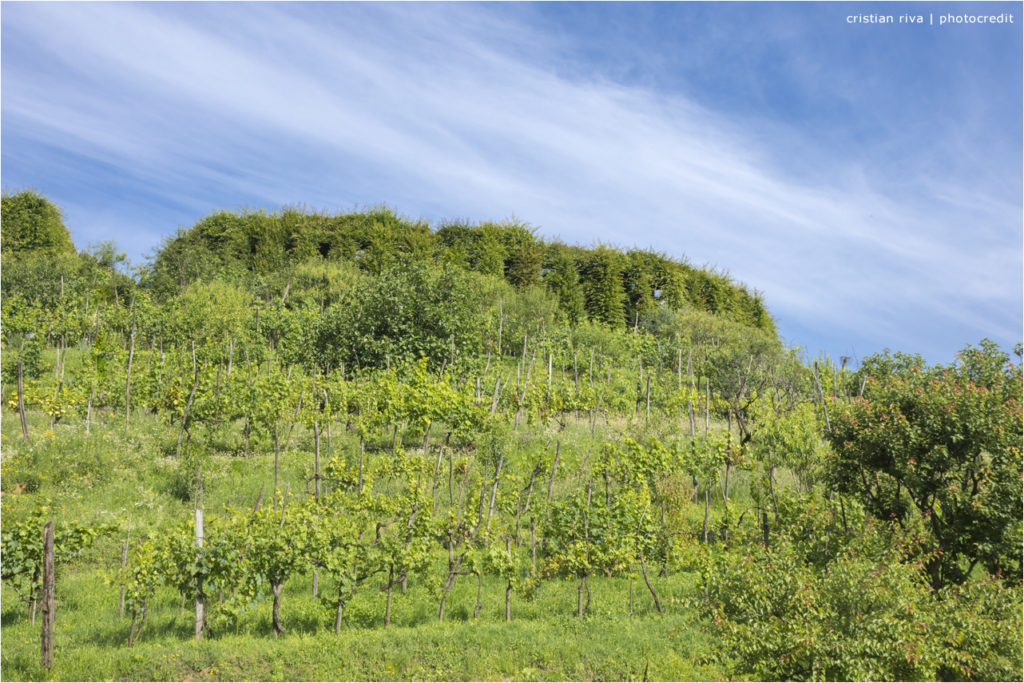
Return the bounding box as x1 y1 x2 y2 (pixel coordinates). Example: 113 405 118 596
41 521 55 671
119 515 132 618
313 417 321 598
195 508 204 641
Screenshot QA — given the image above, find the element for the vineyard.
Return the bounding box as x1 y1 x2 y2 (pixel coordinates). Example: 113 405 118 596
1 191 1022 681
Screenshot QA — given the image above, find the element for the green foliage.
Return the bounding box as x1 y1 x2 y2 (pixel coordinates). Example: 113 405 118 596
493 221 542 290
0 321 46 381
495 285 563 354
169 279 252 357
315 262 485 370
138 203 775 334
828 340 1023 587
1 190 76 255
544 250 586 325
0 251 81 312
146 206 435 297
286 258 362 309
750 402 828 493
542 487 656 589
579 246 627 327
622 250 674 326
704 499 1023 681
10 192 1022 682
1 503 113 609
435 220 506 277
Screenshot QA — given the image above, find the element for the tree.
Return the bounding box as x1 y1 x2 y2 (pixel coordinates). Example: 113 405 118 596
436 221 506 277
545 252 585 326
1 190 76 256
827 340 1023 588
579 247 626 328
315 262 485 370
622 251 657 326
704 507 1024 682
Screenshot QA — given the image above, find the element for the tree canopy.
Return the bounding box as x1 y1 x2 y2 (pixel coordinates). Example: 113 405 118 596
145 206 776 335
1 190 77 256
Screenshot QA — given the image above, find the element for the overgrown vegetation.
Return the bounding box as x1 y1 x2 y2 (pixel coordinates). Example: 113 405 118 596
1 191 1021 681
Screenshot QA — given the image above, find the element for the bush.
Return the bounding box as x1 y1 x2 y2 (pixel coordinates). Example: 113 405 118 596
703 498 1024 681
314 262 485 370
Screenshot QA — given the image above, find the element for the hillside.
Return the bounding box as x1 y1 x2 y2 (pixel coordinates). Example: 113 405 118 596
1 192 1021 682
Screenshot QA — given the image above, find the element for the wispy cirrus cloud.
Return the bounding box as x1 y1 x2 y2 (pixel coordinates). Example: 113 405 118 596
2 2 1020 362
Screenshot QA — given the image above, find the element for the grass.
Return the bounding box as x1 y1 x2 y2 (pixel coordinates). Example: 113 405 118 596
1 404 745 681
2 564 729 681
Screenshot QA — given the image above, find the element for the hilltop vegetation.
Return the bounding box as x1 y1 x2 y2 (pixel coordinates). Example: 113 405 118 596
0 190 77 257
1 191 1021 682
146 205 774 331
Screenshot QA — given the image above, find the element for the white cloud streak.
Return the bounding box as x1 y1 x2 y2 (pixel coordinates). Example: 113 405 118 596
1 2 1019 361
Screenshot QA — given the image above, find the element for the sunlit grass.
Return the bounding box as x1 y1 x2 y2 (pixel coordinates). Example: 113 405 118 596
2 406 739 681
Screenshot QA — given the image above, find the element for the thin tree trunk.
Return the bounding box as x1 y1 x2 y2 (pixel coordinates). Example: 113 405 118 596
638 546 664 615
125 298 136 430
723 462 731 508
432 446 445 513
119 515 132 618
273 424 280 510
490 375 503 416
18 360 29 441
547 352 553 394
629 568 634 617
272 582 284 637
448 448 454 505
703 476 711 543
704 377 710 436
486 455 505 531
530 517 537 571
505 538 513 621
128 603 148 647
30 568 39 624
176 344 199 458
41 521 55 670
546 440 561 502
645 373 651 422
314 421 322 500
813 361 832 432
358 439 365 496
384 565 394 628
474 572 483 619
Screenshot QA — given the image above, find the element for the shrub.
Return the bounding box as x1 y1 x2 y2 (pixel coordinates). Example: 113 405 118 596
703 498 1024 681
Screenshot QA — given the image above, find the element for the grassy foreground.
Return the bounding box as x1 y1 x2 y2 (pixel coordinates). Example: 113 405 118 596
1 408 735 682
2 565 727 682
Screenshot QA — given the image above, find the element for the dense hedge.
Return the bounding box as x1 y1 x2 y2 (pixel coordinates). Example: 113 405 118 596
144 206 775 334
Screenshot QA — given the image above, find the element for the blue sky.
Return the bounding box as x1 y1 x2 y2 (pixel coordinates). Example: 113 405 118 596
2 1 1021 364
